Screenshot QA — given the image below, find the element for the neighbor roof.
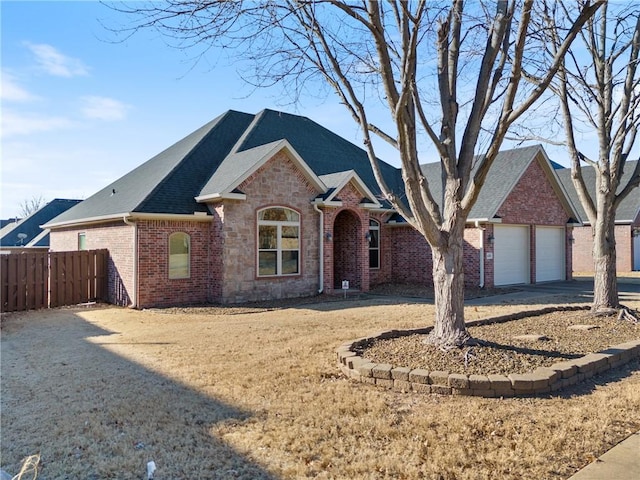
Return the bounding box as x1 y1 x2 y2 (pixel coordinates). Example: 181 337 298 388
46 109 403 227
555 161 640 224
420 144 577 221
0 199 81 247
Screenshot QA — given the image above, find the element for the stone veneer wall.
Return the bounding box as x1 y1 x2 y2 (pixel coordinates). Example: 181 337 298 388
218 151 322 303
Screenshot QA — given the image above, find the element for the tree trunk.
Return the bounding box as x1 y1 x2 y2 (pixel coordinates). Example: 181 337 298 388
426 226 470 347
592 213 619 312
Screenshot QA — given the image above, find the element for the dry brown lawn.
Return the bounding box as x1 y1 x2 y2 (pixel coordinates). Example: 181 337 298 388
1 294 639 479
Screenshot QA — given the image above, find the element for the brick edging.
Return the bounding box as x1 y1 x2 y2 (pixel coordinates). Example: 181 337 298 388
336 306 640 397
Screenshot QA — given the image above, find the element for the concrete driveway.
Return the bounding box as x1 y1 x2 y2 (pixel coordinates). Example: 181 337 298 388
467 276 640 306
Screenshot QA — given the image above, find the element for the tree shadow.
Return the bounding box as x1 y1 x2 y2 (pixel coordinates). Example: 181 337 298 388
547 358 640 399
473 339 584 361
0 310 278 479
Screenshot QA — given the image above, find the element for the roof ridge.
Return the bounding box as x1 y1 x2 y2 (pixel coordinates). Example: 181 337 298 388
227 110 263 155
135 110 237 212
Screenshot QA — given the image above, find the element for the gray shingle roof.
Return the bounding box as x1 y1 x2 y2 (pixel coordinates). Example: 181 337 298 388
47 109 403 227
199 140 289 197
0 199 81 247
420 145 569 220
555 161 640 223
231 109 404 197
47 108 580 231
48 110 255 225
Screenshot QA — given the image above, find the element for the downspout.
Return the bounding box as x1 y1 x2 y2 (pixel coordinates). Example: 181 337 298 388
313 203 324 293
123 216 138 308
476 221 485 288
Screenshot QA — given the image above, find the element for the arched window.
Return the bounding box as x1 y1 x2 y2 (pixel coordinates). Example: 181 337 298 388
169 232 190 279
258 207 300 276
369 219 380 269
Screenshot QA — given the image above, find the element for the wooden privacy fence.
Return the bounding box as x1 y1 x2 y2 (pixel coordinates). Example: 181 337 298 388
1 249 108 313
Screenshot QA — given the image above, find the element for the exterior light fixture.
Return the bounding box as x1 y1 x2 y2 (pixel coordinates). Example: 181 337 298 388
325 232 332 241
365 231 372 242
487 234 495 245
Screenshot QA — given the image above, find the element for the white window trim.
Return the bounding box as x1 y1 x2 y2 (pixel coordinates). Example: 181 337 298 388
257 207 300 277
369 219 380 270
168 232 191 280
78 232 87 251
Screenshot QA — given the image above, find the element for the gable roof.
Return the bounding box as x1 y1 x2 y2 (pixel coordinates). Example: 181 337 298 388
46 109 403 228
555 161 640 224
420 144 578 221
0 199 81 247
229 109 403 198
196 139 325 201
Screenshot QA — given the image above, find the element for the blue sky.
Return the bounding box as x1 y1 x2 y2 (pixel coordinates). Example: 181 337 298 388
1 1 581 220
1 1 370 218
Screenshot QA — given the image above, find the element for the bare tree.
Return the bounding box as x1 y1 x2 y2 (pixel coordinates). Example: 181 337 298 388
112 0 602 346
534 2 640 316
19 195 46 217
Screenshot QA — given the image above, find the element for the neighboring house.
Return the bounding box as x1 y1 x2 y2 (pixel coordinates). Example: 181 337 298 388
0 199 81 253
44 109 579 308
1 218 21 229
556 162 640 272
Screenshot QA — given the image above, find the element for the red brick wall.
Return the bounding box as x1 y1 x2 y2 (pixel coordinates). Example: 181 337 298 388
566 226 574 280
333 209 362 289
136 219 212 308
388 226 432 285
370 212 393 286
383 225 485 288
210 205 225 301
494 157 571 284
379 156 573 288
463 228 482 287
572 224 634 273
496 159 569 225
50 222 135 306
321 181 371 293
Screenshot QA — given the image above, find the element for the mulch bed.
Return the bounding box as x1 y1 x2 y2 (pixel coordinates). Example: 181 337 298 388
357 309 640 376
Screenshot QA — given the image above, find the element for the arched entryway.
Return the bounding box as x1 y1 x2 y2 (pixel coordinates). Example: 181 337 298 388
333 209 363 290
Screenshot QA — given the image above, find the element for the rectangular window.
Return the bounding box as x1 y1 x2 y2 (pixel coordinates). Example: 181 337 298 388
369 220 380 269
169 233 190 279
78 233 87 251
258 207 300 276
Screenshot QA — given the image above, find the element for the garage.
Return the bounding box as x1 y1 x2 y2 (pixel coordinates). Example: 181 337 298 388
535 226 566 282
493 225 530 285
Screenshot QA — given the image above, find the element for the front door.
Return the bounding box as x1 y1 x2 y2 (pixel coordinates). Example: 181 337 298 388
333 210 362 290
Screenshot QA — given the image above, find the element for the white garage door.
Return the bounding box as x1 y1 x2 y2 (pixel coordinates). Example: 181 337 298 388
535 226 565 282
494 225 529 286
634 233 640 271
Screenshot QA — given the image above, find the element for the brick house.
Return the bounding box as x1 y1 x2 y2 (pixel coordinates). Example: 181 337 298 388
0 199 81 253
556 162 640 273
45 109 579 308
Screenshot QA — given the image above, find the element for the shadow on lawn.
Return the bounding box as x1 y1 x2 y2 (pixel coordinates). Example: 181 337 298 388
553 357 640 399
0 310 277 479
